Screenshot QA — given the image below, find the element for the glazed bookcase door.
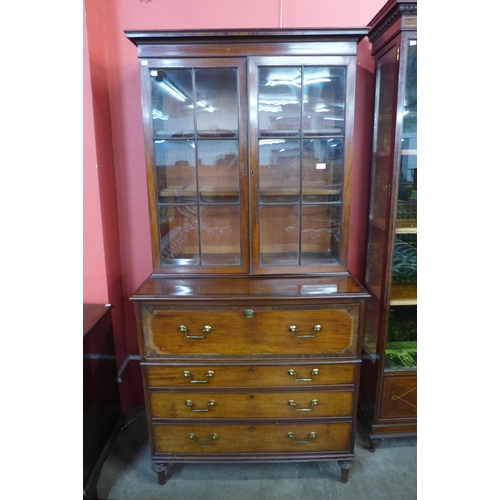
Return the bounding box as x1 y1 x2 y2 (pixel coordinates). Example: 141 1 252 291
363 34 417 368
140 58 250 275
384 35 417 372
248 56 356 275
363 43 400 358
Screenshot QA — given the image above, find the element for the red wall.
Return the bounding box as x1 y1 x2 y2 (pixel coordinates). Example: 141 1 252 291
83 0 386 414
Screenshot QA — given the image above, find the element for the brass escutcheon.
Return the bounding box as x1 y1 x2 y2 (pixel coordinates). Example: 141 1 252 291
244 309 255 318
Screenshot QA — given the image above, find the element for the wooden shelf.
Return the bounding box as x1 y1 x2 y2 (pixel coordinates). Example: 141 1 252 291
396 218 417 232
390 283 417 306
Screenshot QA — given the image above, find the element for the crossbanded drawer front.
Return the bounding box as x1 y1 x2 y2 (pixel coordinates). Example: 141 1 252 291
141 306 359 356
150 390 353 419
379 375 417 420
154 422 351 454
147 363 355 388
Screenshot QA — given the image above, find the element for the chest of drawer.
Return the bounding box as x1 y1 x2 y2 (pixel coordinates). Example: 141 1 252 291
139 305 360 357
153 421 351 454
150 389 353 419
146 363 355 388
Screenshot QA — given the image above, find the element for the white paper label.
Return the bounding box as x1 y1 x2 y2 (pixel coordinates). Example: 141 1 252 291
316 163 326 170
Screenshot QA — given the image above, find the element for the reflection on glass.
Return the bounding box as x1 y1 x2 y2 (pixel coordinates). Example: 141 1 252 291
403 40 417 140
257 65 346 268
159 205 200 265
152 65 242 268
302 67 345 136
200 205 241 265
370 47 399 227
385 305 417 371
151 69 194 138
195 68 238 137
302 139 343 202
259 139 300 202
198 140 239 202
259 67 301 136
155 140 196 203
259 205 299 266
392 234 417 283
301 204 340 265
398 39 417 229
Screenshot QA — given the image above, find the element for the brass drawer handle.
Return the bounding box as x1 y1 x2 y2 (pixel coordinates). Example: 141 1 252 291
189 432 218 445
183 370 215 383
288 399 318 412
185 399 216 412
287 431 316 444
178 324 212 339
289 324 322 338
288 368 319 382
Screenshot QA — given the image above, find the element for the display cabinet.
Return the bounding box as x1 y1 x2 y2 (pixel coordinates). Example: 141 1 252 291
126 29 369 483
358 0 417 450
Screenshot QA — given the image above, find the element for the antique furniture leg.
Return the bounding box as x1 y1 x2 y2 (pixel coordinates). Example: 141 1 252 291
152 462 169 485
369 437 381 452
338 460 354 483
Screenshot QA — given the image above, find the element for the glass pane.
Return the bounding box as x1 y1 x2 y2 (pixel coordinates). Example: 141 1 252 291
259 205 299 266
195 68 238 137
399 39 417 230
151 69 194 138
363 45 399 356
300 204 340 265
198 140 239 202
370 51 400 225
155 140 196 203
302 67 345 136
385 305 417 371
259 67 301 137
158 205 200 265
392 234 417 284
259 139 300 202
200 205 241 265
302 139 343 202
403 40 417 140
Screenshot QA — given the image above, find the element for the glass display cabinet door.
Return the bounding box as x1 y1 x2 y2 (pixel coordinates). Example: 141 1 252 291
363 44 400 357
364 35 417 366
385 36 417 372
250 57 355 275
144 59 249 274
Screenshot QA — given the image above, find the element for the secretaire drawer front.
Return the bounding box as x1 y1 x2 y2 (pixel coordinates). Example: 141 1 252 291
147 363 356 388
141 305 359 357
150 390 353 419
154 422 351 454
